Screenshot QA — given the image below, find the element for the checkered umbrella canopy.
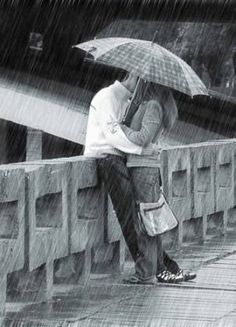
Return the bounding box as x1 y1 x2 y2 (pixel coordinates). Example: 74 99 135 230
74 37 208 97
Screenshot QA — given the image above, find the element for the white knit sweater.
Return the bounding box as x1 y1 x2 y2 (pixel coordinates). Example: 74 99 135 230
84 81 143 157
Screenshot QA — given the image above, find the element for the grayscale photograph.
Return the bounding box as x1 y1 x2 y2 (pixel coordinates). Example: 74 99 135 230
0 0 235 326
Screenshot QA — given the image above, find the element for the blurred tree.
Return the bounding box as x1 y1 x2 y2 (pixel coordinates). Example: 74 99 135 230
174 23 236 86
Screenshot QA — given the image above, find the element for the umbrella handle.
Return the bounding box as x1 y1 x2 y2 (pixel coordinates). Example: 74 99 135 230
130 77 143 105
122 77 149 125
122 78 141 123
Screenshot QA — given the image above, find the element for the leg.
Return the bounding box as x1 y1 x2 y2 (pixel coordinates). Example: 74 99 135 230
131 166 196 282
130 167 165 279
135 222 164 280
163 251 180 275
131 167 182 282
0 275 6 316
97 156 139 261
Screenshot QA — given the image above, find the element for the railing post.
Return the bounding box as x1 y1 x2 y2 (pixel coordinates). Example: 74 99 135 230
0 167 25 315
0 120 7 164
26 128 42 161
192 144 216 241
104 196 126 272
71 158 101 279
0 276 7 317
161 147 191 248
215 142 235 234
7 162 69 302
53 157 101 284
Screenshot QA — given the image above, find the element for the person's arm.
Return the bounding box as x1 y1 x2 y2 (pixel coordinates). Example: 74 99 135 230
92 92 144 155
120 101 163 147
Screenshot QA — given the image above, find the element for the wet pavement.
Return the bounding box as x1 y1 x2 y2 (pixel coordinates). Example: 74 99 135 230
3 230 236 327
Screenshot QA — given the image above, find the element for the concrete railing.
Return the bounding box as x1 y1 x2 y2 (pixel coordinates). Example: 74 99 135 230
161 140 236 246
0 139 236 316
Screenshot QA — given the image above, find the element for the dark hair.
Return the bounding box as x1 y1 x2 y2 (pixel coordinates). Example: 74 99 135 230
137 81 178 132
123 74 178 132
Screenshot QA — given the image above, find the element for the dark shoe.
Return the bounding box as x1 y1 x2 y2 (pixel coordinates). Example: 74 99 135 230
123 274 157 285
176 269 197 282
157 270 183 284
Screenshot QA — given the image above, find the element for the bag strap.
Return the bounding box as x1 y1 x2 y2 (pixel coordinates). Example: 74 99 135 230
143 202 165 212
135 201 148 234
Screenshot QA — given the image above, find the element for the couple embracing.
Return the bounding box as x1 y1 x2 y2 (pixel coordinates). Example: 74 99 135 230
84 73 196 285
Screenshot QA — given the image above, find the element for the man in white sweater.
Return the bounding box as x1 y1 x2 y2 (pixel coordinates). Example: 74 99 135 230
84 74 158 279
84 75 154 157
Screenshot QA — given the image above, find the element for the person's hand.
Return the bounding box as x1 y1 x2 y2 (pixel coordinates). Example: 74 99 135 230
107 121 120 134
152 144 162 155
119 123 127 132
141 143 162 156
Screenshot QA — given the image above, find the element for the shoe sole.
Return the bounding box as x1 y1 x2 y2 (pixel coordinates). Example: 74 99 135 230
123 281 156 285
123 278 156 285
157 279 182 284
184 274 197 282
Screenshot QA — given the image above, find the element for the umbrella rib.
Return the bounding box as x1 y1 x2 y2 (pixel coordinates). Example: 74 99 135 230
177 57 208 97
178 60 193 97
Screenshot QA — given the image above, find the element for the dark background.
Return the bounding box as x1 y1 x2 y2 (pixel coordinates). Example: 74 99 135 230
0 0 235 162
0 0 235 90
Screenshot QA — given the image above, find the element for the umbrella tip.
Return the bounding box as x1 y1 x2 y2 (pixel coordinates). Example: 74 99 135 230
152 31 158 44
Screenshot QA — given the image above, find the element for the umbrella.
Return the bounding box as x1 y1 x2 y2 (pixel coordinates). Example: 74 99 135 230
73 37 208 97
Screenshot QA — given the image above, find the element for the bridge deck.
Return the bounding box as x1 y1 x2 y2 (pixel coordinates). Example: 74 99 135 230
4 230 236 327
